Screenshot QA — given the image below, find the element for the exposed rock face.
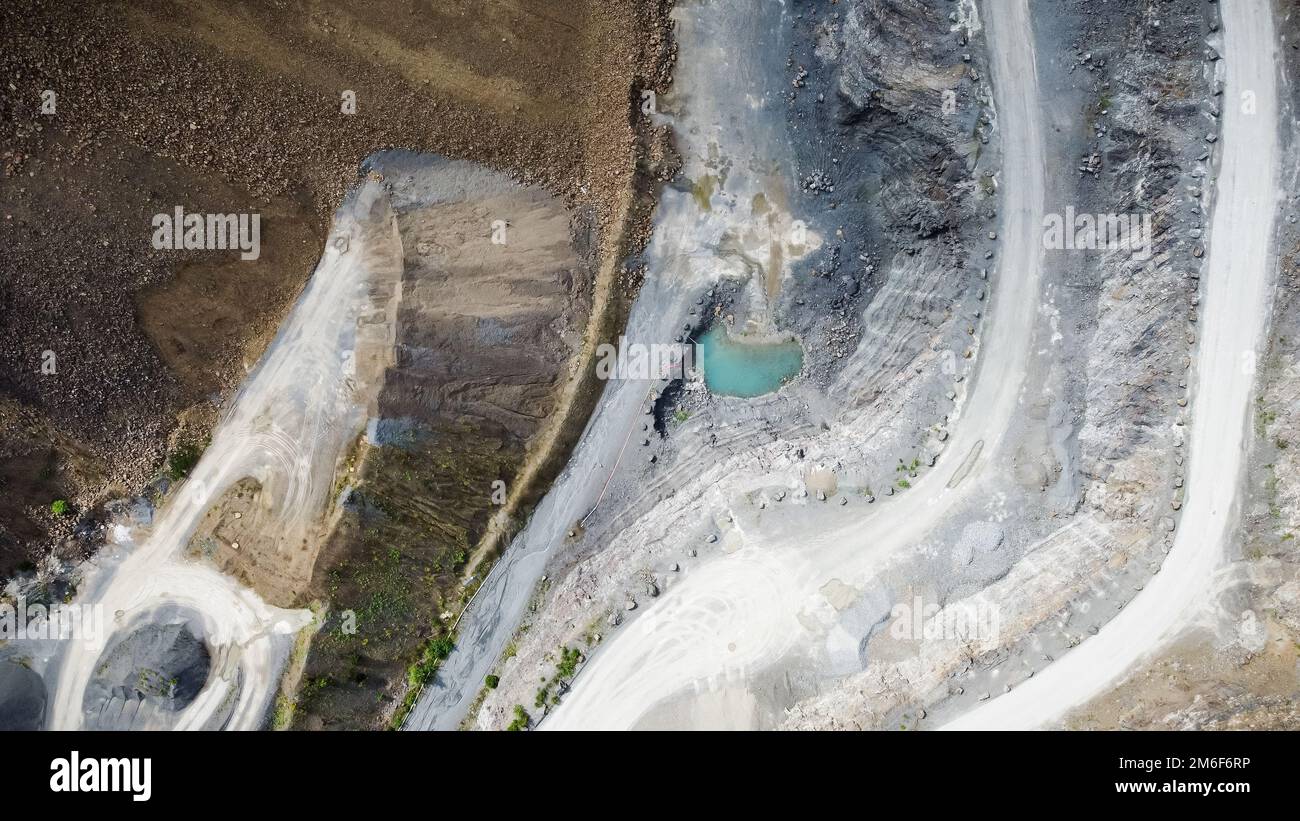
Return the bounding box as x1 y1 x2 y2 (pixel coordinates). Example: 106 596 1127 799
787 0 985 388
781 0 1223 730
479 0 1234 732
1066 0 1209 521
1074 227 1300 728
1062 233 1300 727
836 0 977 241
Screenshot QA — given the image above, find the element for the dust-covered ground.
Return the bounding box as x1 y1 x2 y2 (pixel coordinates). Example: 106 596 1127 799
0 0 674 578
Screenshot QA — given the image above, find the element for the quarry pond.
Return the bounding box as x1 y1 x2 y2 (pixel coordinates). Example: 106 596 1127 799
697 326 804 397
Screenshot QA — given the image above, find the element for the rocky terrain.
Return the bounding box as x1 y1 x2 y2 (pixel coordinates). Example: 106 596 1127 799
2 0 1294 735
462 0 1264 732
1061 0 1300 727
785 0 1228 730
0 0 673 580
469 0 1006 731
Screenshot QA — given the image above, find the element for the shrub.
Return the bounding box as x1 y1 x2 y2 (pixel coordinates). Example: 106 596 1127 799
427 636 455 660
166 441 204 480
506 704 529 731
407 634 456 687
555 646 582 680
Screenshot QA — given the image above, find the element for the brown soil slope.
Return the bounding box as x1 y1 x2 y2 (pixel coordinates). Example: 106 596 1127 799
0 0 673 576
286 168 598 729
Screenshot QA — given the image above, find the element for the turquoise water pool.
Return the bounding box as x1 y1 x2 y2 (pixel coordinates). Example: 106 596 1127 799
697 325 804 397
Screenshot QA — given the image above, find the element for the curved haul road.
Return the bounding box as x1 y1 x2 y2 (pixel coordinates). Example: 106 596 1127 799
946 0 1281 729
48 184 397 729
543 0 1047 730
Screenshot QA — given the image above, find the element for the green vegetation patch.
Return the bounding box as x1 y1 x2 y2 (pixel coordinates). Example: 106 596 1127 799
290 422 522 730
166 439 207 481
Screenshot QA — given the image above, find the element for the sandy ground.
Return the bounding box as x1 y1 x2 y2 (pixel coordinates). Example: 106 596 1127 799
945 0 1282 729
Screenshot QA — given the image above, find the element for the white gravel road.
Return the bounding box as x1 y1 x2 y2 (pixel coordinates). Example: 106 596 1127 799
945 0 1281 730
